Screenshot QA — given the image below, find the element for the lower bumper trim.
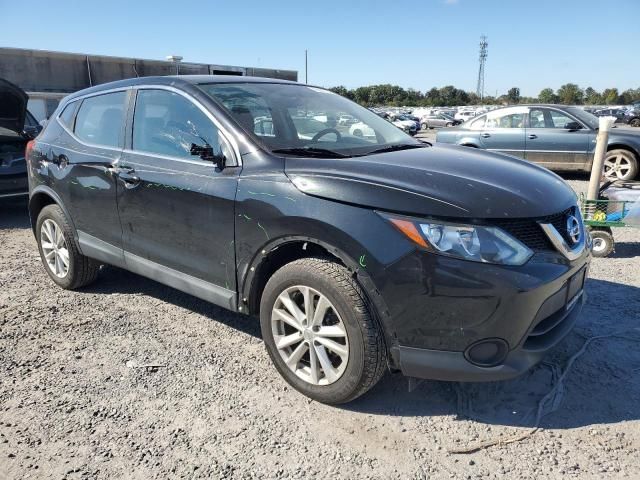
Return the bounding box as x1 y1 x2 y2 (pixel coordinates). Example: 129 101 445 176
398 294 584 382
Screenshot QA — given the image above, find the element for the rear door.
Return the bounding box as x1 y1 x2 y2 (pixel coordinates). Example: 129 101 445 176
116 87 240 303
50 90 128 263
525 107 591 170
479 107 528 158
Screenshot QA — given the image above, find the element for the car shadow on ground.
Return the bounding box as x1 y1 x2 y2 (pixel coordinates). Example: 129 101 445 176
610 242 640 258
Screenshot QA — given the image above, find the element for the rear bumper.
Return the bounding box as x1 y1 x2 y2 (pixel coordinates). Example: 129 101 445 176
397 289 585 382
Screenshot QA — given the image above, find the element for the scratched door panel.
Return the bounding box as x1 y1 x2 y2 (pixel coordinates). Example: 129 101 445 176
116 150 239 289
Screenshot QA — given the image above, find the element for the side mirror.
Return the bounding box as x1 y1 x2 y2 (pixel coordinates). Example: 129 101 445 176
565 121 582 131
190 143 226 169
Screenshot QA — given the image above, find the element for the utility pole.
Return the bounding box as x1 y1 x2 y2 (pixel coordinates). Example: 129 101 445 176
305 50 308 84
476 36 488 100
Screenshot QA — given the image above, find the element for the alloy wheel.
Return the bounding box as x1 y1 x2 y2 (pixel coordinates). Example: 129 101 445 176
604 153 633 180
40 219 70 278
271 285 349 386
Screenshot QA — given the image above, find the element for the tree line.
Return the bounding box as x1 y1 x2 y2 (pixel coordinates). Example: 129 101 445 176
328 84 640 107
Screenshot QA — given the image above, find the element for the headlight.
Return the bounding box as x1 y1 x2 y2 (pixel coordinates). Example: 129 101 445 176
382 214 533 266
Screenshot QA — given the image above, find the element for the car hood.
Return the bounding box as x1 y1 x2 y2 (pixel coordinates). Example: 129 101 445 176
285 144 576 219
0 78 27 134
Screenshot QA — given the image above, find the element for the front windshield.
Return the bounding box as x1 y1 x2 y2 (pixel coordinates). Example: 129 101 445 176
198 82 419 157
566 107 599 129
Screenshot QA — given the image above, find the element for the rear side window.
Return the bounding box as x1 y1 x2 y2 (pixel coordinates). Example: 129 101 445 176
74 92 127 148
58 102 77 128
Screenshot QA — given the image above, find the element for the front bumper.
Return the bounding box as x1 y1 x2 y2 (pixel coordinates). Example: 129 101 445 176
397 289 585 381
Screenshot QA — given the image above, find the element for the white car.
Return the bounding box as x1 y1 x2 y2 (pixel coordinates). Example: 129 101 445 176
338 114 357 126
454 111 477 122
349 122 375 138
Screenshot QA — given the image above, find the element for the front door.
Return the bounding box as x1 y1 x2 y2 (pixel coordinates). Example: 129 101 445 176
479 107 528 159
525 107 591 170
116 88 240 306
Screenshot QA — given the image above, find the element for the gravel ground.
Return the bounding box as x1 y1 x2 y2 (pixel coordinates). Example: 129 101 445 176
1 177 639 480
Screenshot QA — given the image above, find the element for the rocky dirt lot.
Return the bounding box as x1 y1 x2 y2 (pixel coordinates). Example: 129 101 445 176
1 178 639 480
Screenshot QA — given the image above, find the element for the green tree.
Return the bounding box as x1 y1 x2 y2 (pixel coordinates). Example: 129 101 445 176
507 87 521 104
556 83 584 104
328 86 353 101
538 88 557 103
620 88 640 104
601 88 620 105
584 87 602 105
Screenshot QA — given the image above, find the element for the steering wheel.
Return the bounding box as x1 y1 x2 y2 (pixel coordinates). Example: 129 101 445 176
311 128 342 143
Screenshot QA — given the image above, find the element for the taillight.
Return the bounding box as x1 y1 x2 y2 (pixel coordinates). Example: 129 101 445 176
25 140 35 159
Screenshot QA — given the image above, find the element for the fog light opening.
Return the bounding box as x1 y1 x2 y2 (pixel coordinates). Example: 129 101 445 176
465 339 508 367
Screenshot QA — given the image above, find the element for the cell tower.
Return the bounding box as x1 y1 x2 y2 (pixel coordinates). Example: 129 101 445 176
476 36 488 100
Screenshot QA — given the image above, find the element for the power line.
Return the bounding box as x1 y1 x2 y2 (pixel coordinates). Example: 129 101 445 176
476 36 488 100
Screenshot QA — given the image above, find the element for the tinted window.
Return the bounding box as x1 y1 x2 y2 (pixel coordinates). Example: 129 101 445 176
132 89 224 160
58 102 77 128
74 92 126 148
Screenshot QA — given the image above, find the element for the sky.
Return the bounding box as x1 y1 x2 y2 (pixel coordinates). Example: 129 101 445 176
1 0 638 97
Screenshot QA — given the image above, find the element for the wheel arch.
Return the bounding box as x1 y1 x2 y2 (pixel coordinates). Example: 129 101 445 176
29 187 80 246
240 235 393 355
607 143 639 159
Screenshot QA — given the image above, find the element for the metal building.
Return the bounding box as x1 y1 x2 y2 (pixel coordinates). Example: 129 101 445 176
0 47 298 121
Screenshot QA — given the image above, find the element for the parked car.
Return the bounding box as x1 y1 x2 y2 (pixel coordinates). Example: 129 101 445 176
349 121 376 138
620 108 640 128
27 76 590 404
1 78 42 199
338 114 357 126
454 110 477 122
420 114 459 129
593 108 627 123
390 114 419 135
437 105 640 180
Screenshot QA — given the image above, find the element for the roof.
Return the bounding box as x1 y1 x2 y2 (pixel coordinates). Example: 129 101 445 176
66 75 301 100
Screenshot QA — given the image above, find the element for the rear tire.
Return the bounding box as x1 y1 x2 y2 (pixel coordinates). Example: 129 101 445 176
260 257 386 404
353 129 362 137
604 149 638 181
36 204 100 289
630 118 640 127
590 229 614 257
421 123 428 130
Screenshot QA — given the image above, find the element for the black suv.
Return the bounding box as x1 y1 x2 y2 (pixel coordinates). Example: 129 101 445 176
27 76 590 404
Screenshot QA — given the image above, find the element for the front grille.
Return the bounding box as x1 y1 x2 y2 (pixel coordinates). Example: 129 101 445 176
491 207 573 252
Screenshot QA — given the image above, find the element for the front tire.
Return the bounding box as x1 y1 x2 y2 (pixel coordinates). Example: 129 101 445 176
36 204 100 289
260 258 386 404
630 118 640 127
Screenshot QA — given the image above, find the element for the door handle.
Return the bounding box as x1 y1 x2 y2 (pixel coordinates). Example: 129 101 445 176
109 165 140 188
480 133 491 138
528 134 538 139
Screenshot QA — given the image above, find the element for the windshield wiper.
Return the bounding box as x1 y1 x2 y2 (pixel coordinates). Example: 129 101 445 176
364 143 429 156
271 147 350 158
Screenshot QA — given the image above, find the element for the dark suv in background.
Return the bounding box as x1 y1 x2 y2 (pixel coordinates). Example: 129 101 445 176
1 78 41 199
27 76 590 404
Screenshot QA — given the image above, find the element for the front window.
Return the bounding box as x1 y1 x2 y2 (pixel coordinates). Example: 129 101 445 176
198 82 419 157
132 89 228 162
565 107 598 129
